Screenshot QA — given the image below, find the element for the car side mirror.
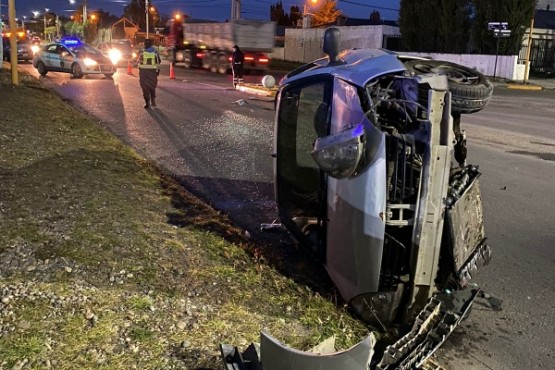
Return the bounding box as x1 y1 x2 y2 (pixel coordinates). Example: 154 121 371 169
311 123 365 179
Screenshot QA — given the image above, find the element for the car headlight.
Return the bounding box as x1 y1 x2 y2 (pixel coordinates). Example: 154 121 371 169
108 49 122 65
31 45 40 54
311 124 365 179
132 51 137 59
83 58 98 67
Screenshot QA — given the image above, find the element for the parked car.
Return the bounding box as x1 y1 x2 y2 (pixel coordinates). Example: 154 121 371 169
32 38 116 78
223 27 495 369
2 39 33 63
96 40 137 66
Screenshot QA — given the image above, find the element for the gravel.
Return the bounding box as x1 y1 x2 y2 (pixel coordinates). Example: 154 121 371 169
0 240 220 369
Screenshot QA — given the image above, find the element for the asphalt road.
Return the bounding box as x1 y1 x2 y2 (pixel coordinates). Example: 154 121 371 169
20 62 555 370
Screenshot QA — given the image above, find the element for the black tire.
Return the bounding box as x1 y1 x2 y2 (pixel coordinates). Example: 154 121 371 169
209 53 218 73
183 50 192 69
404 60 493 114
217 53 228 74
71 63 84 79
104 73 114 78
202 51 211 70
36 61 48 76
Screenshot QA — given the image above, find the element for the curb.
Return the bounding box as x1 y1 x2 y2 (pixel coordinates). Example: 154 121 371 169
236 83 277 97
507 84 543 91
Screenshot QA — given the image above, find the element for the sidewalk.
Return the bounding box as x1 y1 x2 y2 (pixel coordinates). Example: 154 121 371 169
493 77 555 90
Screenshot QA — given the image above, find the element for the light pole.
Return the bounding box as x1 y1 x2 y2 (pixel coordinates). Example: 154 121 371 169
145 0 149 39
302 0 318 29
44 8 49 40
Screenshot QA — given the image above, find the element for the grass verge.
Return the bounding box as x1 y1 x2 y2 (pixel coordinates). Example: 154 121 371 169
0 66 369 369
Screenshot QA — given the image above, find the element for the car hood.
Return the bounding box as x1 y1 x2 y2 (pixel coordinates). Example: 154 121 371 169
82 53 111 64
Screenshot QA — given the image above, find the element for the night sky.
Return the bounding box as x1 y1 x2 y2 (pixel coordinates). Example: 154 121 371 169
2 0 400 23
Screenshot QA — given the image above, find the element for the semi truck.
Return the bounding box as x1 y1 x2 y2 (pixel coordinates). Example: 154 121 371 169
165 19 276 74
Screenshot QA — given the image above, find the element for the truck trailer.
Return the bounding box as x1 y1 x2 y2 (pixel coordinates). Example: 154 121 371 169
166 19 276 74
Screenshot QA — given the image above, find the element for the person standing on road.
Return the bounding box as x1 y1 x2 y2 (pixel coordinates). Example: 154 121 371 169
231 44 244 88
137 39 161 108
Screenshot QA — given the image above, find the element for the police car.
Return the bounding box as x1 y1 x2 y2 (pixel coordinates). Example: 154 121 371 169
32 38 116 78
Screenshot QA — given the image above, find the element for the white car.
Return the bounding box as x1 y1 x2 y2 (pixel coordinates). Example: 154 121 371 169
32 38 116 78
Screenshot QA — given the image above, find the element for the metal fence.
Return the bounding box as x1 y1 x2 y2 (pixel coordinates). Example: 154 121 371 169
519 38 555 76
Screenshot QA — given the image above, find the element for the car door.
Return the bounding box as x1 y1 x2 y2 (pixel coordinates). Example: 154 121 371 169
274 77 333 259
57 45 74 72
43 44 59 68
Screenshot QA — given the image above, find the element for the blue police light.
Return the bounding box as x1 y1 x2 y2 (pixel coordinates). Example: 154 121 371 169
61 37 82 46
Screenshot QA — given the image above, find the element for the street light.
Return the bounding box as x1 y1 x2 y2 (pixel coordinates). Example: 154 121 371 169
69 0 86 24
302 0 318 29
145 0 150 39
44 8 49 39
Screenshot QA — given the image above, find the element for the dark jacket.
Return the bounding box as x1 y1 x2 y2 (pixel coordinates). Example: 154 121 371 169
232 46 244 66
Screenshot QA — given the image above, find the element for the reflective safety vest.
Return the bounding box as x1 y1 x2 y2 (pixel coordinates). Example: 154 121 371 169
139 50 158 69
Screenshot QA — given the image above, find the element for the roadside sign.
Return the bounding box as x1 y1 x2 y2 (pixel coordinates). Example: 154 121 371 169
494 29 511 38
488 21 509 31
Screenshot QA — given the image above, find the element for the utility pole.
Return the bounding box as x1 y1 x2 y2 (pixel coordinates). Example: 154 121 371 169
524 16 535 84
231 0 241 20
1 0 4 63
44 8 49 41
83 0 87 24
146 0 149 39
8 0 18 85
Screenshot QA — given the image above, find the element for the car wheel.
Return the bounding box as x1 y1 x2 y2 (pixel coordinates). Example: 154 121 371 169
104 73 114 78
217 53 228 74
202 51 211 70
183 50 192 69
36 61 48 76
71 63 84 79
210 53 218 73
404 60 493 114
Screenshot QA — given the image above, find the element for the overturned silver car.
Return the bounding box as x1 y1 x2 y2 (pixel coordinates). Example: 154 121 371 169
223 27 495 369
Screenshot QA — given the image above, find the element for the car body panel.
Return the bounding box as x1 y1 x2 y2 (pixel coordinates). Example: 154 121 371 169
223 27 494 370
2 39 33 62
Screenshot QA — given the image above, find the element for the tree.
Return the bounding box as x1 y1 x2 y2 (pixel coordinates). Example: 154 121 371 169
471 0 535 55
124 0 147 30
311 0 342 27
399 0 535 54
400 0 472 53
290 5 302 27
270 1 289 26
270 1 302 27
370 10 381 22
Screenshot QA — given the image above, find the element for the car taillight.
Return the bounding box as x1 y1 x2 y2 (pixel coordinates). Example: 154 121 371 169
245 56 255 61
196 53 204 58
259 57 269 63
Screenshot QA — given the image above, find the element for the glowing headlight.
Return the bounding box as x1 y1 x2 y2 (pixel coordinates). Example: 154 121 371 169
132 51 137 59
83 58 98 67
108 49 122 65
311 124 365 179
31 45 40 54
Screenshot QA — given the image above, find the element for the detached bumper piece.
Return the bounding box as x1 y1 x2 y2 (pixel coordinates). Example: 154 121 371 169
221 331 375 370
376 288 478 370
